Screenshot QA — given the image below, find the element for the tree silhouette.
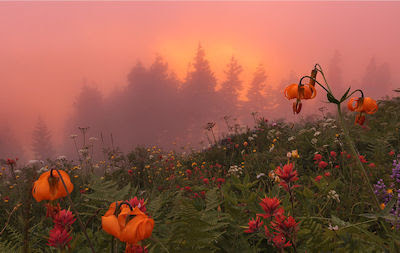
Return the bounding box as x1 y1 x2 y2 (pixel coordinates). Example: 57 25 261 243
247 64 268 114
181 44 220 133
120 56 181 148
219 56 243 116
32 117 55 160
327 50 344 96
361 57 392 99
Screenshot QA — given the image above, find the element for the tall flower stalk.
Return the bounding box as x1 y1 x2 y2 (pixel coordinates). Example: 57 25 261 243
285 64 380 210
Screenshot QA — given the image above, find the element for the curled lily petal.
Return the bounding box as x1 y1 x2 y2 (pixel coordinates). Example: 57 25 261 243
284 84 298 100
347 97 359 111
362 97 378 114
119 208 154 244
102 202 122 238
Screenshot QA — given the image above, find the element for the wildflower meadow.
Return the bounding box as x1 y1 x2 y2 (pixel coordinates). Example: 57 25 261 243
1 64 400 253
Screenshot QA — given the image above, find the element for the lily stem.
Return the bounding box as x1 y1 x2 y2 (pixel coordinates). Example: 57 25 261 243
336 105 380 211
54 168 96 253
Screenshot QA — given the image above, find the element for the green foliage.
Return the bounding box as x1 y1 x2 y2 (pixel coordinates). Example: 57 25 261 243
84 176 132 204
2 95 400 252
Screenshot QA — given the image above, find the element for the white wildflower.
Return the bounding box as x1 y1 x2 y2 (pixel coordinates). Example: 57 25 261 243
328 224 339 231
56 155 67 161
248 136 254 141
70 134 78 139
252 134 258 138
79 148 89 156
287 152 292 158
314 131 321 137
89 137 98 142
227 165 243 177
149 155 154 160
327 190 340 203
288 136 295 141
311 138 318 145
26 160 43 167
256 173 266 179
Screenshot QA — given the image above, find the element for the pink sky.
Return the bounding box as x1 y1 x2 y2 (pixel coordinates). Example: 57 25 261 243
1 1 399 154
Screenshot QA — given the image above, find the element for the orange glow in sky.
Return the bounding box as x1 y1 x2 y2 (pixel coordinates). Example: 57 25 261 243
1 1 400 154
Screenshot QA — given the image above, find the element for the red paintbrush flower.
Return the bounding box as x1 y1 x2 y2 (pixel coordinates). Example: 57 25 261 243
315 175 323 182
313 154 322 163
275 163 299 192
271 214 299 239
257 197 284 219
47 226 72 249
127 197 147 213
53 209 76 229
318 161 328 169
45 203 61 219
272 233 292 249
244 217 264 233
125 244 148 253
359 155 367 163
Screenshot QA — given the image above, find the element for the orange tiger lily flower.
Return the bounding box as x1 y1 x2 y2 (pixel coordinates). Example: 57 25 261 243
32 169 74 202
347 97 378 125
284 83 316 114
102 203 154 246
119 207 154 245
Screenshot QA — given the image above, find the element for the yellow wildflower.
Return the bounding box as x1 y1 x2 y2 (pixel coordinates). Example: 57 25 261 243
291 150 300 159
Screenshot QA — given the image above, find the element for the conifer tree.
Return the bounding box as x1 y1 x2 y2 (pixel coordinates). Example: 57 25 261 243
32 117 55 160
219 56 243 115
247 64 267 113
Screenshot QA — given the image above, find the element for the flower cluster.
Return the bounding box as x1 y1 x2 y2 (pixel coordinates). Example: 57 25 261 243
275 163 299 192
227 165 243 177
327 190 340 203
47 209 76 249
374 156 400 228
244 196 299 250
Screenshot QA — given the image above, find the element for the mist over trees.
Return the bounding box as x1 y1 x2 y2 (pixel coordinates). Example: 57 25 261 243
31 117 55 160
61 47 395 156
361 57 392 99
0 124 24 160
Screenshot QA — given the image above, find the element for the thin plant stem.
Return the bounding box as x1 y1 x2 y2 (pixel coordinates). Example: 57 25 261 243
53 168 96 253
336 105 380 210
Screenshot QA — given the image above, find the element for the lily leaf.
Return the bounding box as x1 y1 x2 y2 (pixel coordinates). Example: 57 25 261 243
327 93 339 104
340 87 351 102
